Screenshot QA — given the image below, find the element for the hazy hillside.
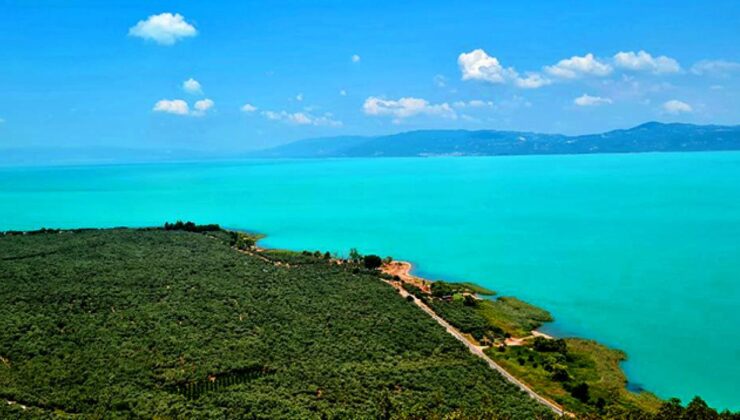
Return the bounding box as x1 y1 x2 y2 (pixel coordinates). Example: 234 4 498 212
253 122 740 158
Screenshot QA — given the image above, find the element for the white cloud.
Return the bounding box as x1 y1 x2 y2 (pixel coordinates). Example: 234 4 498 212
128 13 197 46
153 99 190 115
339 89 347 96
574 94 613 106
352 54 361 63
458 49 551 89
613 51 680 74
192 99 214 116
295 93 303 102
515 72 551 88
153 98 213 116
691 60 740 77
545 53 612 79
662 99 692 114
363 96 456 120
240 103 258 113
458 49 517 84
261 110 342 126
453 99 493 108
182 78 202 94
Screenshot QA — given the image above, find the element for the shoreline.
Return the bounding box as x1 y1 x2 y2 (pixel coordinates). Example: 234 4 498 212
380 258 653 410
382 260 556 341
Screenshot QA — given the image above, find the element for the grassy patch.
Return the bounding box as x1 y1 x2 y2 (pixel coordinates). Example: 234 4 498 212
427 295 552 344
454 282 496 296
478 297 553 338
487 338 662 415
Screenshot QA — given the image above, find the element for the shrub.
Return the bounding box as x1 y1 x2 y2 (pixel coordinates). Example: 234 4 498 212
363 255 383 270
533 337 567 355
570 382 590 403
164 221 220 233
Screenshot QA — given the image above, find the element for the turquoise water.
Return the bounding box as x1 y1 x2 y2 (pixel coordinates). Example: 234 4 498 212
1 152 738 410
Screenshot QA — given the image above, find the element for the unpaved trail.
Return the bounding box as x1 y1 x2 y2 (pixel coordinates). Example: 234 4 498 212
383 280 573 417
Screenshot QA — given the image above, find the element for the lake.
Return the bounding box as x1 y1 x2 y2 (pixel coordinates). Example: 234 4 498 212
1 151 738 410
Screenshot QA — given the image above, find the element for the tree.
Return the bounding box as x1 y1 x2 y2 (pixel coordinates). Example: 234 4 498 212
570 382 590 403
463 295 477 307
533 337 567 355
363 255 382 270
430 281 455 298
655 398 684 420
685 396 718 420
348 248 362 262
551 366 570 382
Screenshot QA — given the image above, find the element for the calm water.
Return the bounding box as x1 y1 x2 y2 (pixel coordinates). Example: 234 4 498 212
1 152 738 410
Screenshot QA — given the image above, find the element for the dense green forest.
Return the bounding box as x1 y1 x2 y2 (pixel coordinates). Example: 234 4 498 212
0 227 552 418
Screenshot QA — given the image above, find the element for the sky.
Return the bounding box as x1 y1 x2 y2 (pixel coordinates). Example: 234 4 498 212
1 0 739 152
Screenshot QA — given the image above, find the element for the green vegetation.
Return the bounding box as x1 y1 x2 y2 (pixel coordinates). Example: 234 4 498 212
362 254 383 270
258 249 329 265
400 278 737 418
486 338 740 418
429 281 495 298
164 220 221 233
424 292 552 343
489 338 663 416
455 282 496 296
0 226 552 419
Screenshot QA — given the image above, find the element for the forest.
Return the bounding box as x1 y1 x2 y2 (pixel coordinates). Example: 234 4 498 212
0 226 552 418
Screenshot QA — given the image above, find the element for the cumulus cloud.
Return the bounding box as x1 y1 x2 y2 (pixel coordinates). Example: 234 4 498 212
545 53 612 79
153 98 214 116
363 96 456 121
662 99 692 114
458 49 517 84
240 103 258 112
613 51 680 74
182 78 202 94
574 94 613 106
261 110 342 126
192 99 214 116
128 13 197 45
458 49 550 88
339 89 347 96
295 93 304 102
691 60 740 77
515 72 551 88
352 54 361 63
153 99 190 115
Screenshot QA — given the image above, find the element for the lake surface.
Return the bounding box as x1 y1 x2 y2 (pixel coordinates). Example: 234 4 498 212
1 152 738 410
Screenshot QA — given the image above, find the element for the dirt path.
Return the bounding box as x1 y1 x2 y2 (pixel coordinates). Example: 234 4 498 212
380 262 573 417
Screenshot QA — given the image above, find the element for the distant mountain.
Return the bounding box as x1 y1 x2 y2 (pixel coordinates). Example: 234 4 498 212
252 122 740 158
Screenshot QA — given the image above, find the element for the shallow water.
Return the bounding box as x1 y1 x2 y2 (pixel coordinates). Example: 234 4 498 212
1 152 738 410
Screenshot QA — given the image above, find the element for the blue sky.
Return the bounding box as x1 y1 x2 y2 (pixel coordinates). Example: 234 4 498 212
1 0 739 152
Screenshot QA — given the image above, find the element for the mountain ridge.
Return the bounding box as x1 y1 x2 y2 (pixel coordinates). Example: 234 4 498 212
251 122 740 158
3 122 740 167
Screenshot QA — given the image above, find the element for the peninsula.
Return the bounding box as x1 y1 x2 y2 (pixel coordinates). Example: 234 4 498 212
0 224 735 419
